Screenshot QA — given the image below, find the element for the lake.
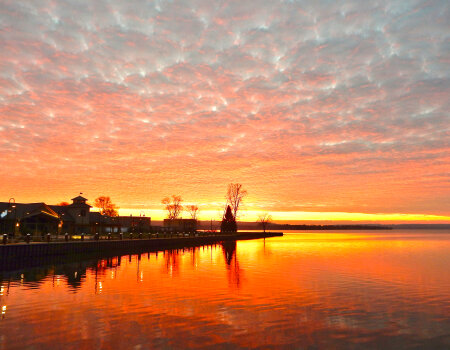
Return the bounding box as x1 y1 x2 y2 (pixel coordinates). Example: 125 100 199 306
0 230 449 349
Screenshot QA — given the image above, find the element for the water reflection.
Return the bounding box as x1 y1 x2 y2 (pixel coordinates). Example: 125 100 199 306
222 240 242 289
163 249 180 276
0 232 449 349
1 262 88 292
0 241 243 293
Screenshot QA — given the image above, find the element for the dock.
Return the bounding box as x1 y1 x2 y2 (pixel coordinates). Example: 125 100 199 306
0 231 282 271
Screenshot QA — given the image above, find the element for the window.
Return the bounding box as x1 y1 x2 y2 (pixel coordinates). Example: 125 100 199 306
80 210 86 217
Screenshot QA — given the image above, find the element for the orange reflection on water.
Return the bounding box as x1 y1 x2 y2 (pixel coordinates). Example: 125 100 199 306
0 231 449 349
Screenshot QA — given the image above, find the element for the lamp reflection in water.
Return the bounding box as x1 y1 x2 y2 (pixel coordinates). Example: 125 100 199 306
94 266 100 294
137 254 141 282
0 281 10 296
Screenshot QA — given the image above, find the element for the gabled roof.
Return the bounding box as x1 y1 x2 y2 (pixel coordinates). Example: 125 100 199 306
0 202 60 220
48 205 75 222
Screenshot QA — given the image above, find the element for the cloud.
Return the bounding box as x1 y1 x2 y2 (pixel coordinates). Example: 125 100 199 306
0 0 449 217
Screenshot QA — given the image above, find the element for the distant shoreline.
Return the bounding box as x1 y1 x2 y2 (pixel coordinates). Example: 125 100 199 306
267 224 450 230
195 222 450 231
268 224 390 230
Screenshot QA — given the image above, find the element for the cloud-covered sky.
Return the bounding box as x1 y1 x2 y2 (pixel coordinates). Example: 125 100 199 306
0 0 449 221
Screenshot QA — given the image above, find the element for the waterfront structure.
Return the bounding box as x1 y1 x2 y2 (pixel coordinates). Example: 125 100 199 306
106 215 152 234
0 202 60 237
0 195 151 236
49 195 92 234
163 218 197 232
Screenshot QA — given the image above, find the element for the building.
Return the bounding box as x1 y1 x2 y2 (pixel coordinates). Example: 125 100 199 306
163 218 197 232
49 195 92 234
0 202 60 236
0 195 152 236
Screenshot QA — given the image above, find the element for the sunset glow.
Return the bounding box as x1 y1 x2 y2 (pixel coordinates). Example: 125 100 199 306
0 1 449 223
115 209 450 224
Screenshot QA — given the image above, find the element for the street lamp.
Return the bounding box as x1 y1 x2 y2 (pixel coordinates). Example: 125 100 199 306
8 198 16 238
140 211 145 233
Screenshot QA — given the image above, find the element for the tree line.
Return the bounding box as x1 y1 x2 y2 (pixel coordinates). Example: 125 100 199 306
84 183 272 232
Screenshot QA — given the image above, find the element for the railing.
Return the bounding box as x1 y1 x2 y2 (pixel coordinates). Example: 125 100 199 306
1 230 238 245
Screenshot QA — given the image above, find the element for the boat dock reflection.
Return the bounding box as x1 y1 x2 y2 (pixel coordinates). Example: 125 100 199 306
0 231 282 271
0 241 243 294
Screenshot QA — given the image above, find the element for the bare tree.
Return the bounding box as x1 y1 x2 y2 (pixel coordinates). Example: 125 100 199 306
186 205 199 220
226 183 247 219
258 213 272 233
94 196 119 217
162 195 183 220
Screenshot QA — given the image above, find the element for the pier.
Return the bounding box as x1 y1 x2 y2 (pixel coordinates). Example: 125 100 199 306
0 231 282 271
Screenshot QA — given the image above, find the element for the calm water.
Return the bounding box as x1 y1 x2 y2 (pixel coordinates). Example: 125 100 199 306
0 231 449 349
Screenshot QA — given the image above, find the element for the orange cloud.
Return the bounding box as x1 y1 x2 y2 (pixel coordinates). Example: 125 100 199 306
0 1 448 222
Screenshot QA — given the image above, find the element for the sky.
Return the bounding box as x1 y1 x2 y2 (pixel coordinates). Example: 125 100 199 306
0 0 449 223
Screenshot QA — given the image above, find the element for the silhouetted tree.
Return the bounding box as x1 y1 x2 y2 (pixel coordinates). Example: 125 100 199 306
221 205 237 233
94 196 119 217
186 205 199 220
226 183 247 219
258 213 272 233
162 195 183 220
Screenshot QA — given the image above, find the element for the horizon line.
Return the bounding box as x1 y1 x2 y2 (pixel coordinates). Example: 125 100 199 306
107 208 450 224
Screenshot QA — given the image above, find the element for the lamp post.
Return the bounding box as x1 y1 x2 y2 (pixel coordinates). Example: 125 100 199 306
140 211 145 233
8 198 16 238
130 214 134 235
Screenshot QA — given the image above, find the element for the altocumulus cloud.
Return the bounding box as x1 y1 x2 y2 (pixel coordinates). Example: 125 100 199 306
0 0 449 216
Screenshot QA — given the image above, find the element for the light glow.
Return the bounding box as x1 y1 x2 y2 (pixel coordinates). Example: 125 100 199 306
117 208 450 224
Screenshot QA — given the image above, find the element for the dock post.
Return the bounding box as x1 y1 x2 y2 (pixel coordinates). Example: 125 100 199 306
65 233 69 242
139 233 142 239
94 233 99 241
108 233 111 240
26 233 31 244
119 233 123 240
2 234 7 245
81 233 85 241
130 233 133 240
46 233 51 243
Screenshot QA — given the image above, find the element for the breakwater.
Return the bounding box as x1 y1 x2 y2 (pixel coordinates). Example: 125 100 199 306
0 231 282 271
